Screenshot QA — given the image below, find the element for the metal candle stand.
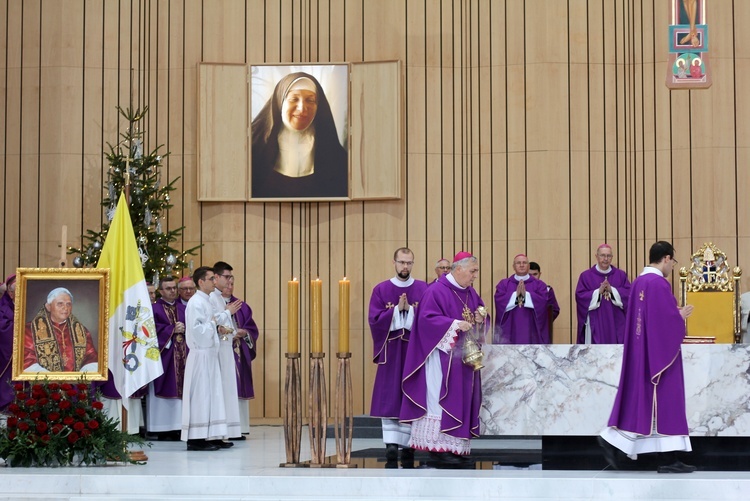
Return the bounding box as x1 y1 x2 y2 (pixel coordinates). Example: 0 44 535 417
280 352 303 467
308 352 327 466
333 352 355 467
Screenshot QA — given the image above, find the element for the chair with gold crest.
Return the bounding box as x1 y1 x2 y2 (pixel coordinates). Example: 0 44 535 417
679 242 742 344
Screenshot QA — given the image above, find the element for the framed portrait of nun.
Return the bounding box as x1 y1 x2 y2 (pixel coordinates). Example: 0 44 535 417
198 60 401 201
250 64 349 201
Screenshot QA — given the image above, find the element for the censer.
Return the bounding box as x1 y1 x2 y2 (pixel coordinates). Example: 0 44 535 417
462 306 486 371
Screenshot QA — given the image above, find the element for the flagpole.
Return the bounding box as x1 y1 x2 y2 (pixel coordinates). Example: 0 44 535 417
59 225 67 267
124 68 134 205
124 156 131 205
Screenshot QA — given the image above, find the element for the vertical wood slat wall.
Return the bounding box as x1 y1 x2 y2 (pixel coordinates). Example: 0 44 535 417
1 0 748 420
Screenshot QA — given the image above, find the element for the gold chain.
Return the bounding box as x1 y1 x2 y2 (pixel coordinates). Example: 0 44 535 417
451 289 474 324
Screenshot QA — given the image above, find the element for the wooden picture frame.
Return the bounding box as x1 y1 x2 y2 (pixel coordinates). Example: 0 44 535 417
12 268 110 381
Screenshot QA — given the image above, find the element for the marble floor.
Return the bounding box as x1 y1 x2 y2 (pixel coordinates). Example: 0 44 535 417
1 426 749 501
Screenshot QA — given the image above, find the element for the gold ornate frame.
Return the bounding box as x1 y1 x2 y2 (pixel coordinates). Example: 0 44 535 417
678 242 742 343
12 268 109 381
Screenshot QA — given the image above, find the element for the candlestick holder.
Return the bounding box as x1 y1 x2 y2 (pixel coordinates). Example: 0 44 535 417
280 352 303 467
333 352 355 468
308 352 327 466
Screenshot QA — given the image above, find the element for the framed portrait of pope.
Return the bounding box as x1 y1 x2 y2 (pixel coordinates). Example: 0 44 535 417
12 268 109 382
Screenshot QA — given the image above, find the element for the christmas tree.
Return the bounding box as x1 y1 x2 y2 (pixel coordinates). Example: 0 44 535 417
69 106 200 283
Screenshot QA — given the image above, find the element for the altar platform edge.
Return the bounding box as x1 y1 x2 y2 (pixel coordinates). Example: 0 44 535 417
1 426 749 501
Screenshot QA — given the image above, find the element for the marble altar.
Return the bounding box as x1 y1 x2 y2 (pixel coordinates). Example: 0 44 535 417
480 344 750 436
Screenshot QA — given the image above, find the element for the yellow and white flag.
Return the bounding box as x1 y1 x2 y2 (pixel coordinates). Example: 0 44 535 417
97 192 163 409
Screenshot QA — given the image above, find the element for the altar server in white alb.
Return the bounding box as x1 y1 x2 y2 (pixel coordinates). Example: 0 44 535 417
209 261 244 440
181 266 233 451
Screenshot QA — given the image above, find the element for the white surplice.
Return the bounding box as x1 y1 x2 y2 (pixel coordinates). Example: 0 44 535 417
181 290 228 441
210 288 242 438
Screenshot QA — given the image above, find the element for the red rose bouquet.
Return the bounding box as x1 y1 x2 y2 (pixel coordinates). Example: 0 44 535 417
0 380 146 467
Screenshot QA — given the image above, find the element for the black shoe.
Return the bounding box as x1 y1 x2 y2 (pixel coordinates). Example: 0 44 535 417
186 440 220 451
428 451 464 468
385 443 398 462
657 460 696 473
597 436 622 470
208 439 234 449
229 436 247 441
400 447 415 469
158 430 181 441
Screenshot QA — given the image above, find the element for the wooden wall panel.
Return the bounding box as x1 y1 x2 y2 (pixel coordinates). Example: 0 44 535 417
2 0 749 420
197 64 249 201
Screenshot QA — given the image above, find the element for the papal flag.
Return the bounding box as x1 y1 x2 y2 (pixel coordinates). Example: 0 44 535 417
97 192 163 409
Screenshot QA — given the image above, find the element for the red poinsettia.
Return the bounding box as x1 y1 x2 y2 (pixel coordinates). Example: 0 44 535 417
0 379 147 467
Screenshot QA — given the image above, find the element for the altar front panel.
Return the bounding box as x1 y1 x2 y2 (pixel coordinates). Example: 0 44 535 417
480 344 750 436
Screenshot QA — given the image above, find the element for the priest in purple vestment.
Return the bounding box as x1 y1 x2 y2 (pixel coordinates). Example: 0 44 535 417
433 258 451 282
368 247 428 468
147 276 188 439
493 254 551 344
575 244 631 344
400 252 487 468
0 274 17 411
222 279 260 435
177 276 196 307
599 241 696 474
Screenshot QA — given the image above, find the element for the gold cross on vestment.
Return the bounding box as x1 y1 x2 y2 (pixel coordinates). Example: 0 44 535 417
639 290 645 301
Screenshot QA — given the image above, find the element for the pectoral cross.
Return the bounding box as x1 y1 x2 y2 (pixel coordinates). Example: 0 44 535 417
461 306 474 324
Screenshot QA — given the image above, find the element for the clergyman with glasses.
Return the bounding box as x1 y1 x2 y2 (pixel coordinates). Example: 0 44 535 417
181 266 229 451
574 244 631 344
367 247 428 468
208 261 244 444
148 276 188 441
433 258 451 282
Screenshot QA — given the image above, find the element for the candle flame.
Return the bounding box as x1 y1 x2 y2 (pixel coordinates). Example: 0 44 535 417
293 277 297 281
